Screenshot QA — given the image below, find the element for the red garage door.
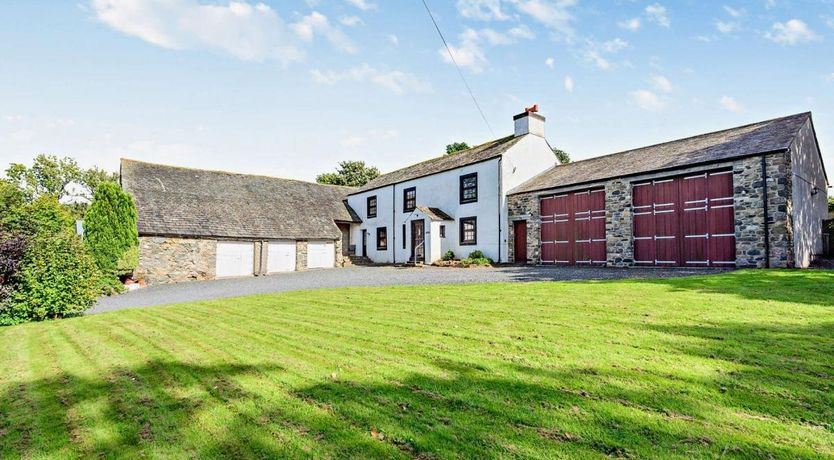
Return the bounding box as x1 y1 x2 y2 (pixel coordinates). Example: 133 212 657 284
633 170 736 267
540 189 606 265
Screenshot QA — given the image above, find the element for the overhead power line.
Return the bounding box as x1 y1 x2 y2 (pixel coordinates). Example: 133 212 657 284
420 0 495 137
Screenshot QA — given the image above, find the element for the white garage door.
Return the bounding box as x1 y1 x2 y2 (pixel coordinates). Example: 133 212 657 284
307 241 335 269
215 241 254 278
267 240 296 273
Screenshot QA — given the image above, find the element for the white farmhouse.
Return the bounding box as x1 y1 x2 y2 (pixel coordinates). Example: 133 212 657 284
345 110 556 264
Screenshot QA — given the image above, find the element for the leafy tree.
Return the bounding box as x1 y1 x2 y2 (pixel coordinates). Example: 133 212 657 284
1 230 100 325
445 142 470 155
0 180 25 217
1 194 74 237
553 148 571 164
828 196 833 213
316 161 380 187
4 154 117 203
84 182 139 277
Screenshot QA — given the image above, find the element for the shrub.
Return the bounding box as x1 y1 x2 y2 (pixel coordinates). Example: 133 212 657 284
0 235 27 306
468 250 486 260
84 182 139 276
442 250 455 261
2 194 73 237
1 231 100 325
460 257 493 267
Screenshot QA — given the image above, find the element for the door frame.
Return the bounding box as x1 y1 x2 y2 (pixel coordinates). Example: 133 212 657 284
361 229 368 257
411 219 425 262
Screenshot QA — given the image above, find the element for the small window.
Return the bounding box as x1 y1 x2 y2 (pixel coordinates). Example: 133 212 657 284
376 227 388 250
460 173 478 204
402 224 406 249
439 225 446 238
460 217 477 245
367 196 377 218
403 187 416 212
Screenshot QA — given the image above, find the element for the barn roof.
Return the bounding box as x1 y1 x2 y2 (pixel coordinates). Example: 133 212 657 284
351 135 523 195
511 112 813 195
121 159 359 240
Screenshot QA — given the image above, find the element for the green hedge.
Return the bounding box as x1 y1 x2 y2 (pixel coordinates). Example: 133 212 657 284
1 230 100 325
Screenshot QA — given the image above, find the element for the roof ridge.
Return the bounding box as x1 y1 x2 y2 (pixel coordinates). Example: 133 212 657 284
552 112 810 169
369 134 515 180
121 158 356 190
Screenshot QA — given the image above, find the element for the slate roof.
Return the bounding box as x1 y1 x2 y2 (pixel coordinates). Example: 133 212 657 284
351 135 523 194
511 112 812 195
417 206 454 221
121 159 359 240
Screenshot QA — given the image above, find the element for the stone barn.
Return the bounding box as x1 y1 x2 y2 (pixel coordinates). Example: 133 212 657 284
121 159 360 284
507 112 828 268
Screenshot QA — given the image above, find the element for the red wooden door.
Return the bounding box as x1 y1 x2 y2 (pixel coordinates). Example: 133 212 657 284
539 188 605 265
514 220 528 263
633 170 735 267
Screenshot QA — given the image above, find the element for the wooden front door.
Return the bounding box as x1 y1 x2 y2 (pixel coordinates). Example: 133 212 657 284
514 220 528 263
411 219 425 262
361 229 368 257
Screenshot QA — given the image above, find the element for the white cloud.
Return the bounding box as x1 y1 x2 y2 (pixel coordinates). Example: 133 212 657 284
339 15 363 27
719 95 743 112
619 17 641 31
601 38 628 53
715 20 739 34
564 75 574 92
696 34 716 42
629 89 667 111
311 64 432 94
545 57 555 69
824 72 834 82
3 114 24 122
91 0 304 63
582 38 628 70
340 135 366 147
345 0 376 11
456 0 509 21
645 3 670 28
509 24 535 39
440 27 534 73
723 6 743 18
387 34 399 46
650 75 673 93
765 19 820 45
291 11 357 53
511 0 576 37
764 0 776 10
826 17 834 29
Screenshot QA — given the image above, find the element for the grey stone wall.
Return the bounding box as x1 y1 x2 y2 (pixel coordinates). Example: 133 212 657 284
733 154 793 268
605 179 633 267
507 192 541 263
335 237 345 267
136 236 216 284
295 240 308 271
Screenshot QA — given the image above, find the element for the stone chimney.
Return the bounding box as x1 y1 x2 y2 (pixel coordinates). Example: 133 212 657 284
513 107 545 138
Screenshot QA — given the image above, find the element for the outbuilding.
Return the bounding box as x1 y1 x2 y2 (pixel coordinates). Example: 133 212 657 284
507 112 829 268
120 159 360 284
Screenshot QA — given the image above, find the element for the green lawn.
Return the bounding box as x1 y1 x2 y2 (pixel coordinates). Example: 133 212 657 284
1 270 833 459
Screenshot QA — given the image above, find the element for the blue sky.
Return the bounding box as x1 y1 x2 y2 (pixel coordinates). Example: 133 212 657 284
1 0 832 187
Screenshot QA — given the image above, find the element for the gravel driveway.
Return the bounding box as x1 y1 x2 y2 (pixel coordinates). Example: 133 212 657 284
90 265 726 314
